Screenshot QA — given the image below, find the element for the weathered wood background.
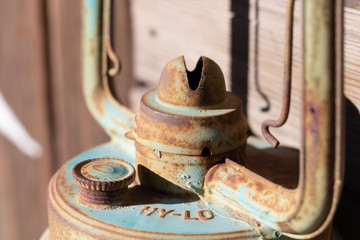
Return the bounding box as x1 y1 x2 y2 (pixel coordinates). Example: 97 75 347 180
0 0 358 239
0 1 131 239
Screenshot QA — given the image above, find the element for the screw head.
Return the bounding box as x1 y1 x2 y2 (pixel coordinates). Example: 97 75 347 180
154 150 162 158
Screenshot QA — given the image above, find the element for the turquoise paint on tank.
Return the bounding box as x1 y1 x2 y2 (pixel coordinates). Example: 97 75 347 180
54 142 260 238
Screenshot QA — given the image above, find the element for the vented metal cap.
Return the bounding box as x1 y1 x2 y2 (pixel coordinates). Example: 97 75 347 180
157 56 226 107
132 56 247 156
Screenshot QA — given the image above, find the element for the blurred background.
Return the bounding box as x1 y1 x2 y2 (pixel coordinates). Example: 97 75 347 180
0 0 359 239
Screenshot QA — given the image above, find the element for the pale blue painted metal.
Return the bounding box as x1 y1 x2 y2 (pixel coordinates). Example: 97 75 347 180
83 0 134 142
50 142 260 239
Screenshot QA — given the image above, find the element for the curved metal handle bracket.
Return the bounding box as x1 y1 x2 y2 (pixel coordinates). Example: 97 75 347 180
204 0 344 238
261 0 295 148
83 0 134 143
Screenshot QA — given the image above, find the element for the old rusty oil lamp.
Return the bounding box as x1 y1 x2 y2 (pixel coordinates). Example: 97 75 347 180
41 0 344 239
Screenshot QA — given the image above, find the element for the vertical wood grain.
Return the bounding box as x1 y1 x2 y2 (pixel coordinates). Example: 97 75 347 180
47 0 109 169
0 0 52 239
46 0 132 168
0 0 132 239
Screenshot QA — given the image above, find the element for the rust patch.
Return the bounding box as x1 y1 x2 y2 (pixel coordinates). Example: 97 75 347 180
157 56 226 107
91 86 105 116
205 159 298 215
89 38 96 56
72 158 135 204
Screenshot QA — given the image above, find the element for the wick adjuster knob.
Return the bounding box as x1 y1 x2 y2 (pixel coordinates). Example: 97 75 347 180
72 158 135 204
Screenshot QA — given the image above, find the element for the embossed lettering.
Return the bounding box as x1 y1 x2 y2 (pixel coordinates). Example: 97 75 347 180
196 210 214 221
182 210 198 221
145 207 158 216
158 209 175 218
139 206 150 212
139 206 215 221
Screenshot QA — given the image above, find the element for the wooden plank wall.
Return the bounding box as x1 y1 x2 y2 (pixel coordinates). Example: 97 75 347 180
131 0 359 149
0 1 52 239
0 1 132 239
131 0 359 238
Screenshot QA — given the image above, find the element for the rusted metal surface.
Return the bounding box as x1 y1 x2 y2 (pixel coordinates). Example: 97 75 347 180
205 159 299 221
204 0 344 238
133 56 247 156
157 56 226 107
135 142 246 195
83 0 134 142
72 158 135 204
43 0 344 239
130 56 247 195
261 0 295 148
46 143 261 240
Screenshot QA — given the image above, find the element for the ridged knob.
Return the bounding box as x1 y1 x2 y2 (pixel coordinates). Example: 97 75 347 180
72 158 135 204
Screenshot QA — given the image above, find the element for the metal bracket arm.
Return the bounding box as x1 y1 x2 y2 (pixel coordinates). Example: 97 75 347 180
82 0 134 142
204 0 344 238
